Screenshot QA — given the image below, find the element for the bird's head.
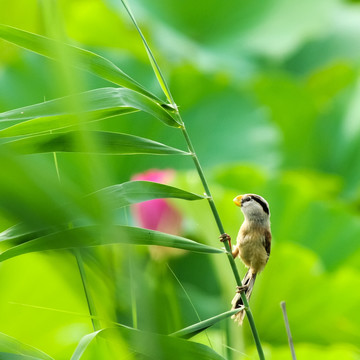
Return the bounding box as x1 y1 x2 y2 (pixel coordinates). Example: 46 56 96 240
233 194 270 223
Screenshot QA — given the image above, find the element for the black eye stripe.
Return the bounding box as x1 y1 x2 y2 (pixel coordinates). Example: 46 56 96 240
250 195 269 215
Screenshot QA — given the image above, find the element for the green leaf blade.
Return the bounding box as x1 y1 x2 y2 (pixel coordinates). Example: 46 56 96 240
119 0 176 108
170 309 242 339
4 131 189 156
0 24 159 101
0 87 180 138
0 332 54 360
71 326 225 360
91 180 205 208
0 225 224 263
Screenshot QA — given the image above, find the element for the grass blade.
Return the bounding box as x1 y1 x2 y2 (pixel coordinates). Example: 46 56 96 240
120 0 175 107
170 309 242 339
0 24 160 101
90 180 206 207
0 332 54 360
0 87 181 137
71 326 225 360
0 354 48 360
70 330 102 360
0 108 135 139
4 131 189 156
0 225 224 262
0 182 203 245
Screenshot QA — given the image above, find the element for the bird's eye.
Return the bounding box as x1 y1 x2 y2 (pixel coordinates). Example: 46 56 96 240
242 197 251 203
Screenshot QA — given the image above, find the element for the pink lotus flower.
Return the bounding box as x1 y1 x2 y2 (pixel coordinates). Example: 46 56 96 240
131 169 182 236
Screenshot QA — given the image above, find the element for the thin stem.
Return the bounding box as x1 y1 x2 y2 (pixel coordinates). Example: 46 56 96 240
167 264 213 349
181 122 265 360
51 150 99 332
120 2 265 357
74 249 100 331
128 253 138 329
280 301 297 360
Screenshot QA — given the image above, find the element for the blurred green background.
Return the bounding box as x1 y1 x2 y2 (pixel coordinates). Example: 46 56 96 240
0 0 360 359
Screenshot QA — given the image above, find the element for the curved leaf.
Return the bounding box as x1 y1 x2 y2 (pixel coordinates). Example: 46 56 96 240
0 225 224 262
170 309 242 339
4 131 189 156
0 24 159 101
0 354 45 360
71 326 225 360
0 223 48 247
0 354 48 360
0 87 181 135
91 180 206 207
0 332 54 360
120 0 175 107
0 109 136 139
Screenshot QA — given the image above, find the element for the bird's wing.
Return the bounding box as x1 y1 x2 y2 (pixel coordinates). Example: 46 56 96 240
264 229 271 257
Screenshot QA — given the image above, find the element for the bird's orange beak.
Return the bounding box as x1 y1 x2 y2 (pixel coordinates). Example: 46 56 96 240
233 195 242 207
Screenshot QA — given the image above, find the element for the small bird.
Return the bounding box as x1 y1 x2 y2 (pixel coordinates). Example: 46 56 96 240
221 194 271 324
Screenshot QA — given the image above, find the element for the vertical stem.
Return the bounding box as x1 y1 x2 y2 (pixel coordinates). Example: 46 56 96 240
181 123 265 360
280 301 297 360
52 152 99 332
118 2 265 356
74 249 100 331
224 320 233 360
128 253 138 329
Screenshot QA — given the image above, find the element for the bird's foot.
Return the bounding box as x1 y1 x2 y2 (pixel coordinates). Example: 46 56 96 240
219 233 232 249
219 233 231 242
236 285 248 293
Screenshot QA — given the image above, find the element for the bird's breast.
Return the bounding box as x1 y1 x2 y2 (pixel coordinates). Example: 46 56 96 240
236 227 269 273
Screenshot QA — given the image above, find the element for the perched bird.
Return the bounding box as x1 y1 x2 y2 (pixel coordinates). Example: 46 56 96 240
221 194 271 324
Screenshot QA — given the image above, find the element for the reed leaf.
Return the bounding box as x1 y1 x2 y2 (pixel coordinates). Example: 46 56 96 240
71 326 225 360
90 180 206 207
0 87 181 136
120 0 175 107
0 225 224 263
4 131 189 156
0 24 159 101
171 309 242 339
0 332 54 360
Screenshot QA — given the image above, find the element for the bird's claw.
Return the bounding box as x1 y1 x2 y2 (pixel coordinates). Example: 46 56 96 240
219 233 232 250
219 233 231 243
236 285 248 293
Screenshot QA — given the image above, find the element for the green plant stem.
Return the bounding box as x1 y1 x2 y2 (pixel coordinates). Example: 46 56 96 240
51 153 99 332
119 1 265 356
180 122 265 360
74 249 100 331
280 301 297 360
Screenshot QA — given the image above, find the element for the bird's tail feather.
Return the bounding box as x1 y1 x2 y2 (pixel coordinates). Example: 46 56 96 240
231 270 257 325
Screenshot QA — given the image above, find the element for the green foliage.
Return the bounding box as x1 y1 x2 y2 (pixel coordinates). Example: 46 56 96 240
0 226 223 263
0 0 360 359
0 332 54 360
71 326 226 360
3 131 188 156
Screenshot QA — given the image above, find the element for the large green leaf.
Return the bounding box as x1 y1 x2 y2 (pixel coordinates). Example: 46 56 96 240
0 332 54 360
0 87 181 137
71 326 225 360
0 24 159 101
0 182 203 246
0 225 224 262
3 131 189 156
90 180 206 207
170 309 241 339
